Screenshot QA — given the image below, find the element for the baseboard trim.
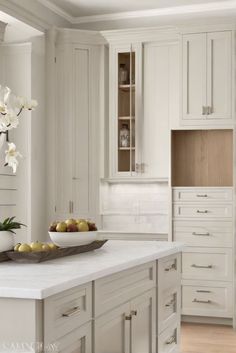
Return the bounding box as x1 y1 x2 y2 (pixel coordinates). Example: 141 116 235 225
181 315 233 326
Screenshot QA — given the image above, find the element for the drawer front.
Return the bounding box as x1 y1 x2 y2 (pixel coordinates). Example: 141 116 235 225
182 248 232 281
158 322 180 353
173 204 232 218
158 286 181 334
182 282 233 318
94 261 156 317
173 221 232 247
173 188 233 202
158 253 181 291
44 283 92 343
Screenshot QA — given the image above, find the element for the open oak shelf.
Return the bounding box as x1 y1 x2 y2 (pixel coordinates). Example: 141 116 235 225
171 129 233 187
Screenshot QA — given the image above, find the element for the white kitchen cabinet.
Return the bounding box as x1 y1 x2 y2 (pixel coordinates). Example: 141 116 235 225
108 40 178 179
94 289 156 353
182 31 233 125
54 40 100 220
51 323 92 353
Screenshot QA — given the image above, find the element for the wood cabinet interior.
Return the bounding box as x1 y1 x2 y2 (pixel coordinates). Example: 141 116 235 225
171 130 233 187
117 52 136 173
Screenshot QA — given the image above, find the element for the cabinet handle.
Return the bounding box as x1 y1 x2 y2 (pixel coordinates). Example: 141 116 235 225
62 306 80 317
202 106 206 115
193 299 212 304
165 336 176 345
131 310 137 316
192 232 210 236
72 177 80 180
164 263 177 272
125 314 132 321
135 163 140 173
197 210 208 214
207 106 213 115
191 264 212 269
196 290 211 293
196 194 208 198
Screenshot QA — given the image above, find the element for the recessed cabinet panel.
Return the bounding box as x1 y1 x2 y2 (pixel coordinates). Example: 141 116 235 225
182 33 207 120
207 31 232 119
171 130 233 187
72 48 89 215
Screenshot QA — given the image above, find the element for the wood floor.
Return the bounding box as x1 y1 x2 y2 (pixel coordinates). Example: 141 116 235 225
181 322 236 353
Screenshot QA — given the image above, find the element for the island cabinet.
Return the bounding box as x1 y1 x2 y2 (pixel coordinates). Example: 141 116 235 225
0 244 183 353
181 30 233 126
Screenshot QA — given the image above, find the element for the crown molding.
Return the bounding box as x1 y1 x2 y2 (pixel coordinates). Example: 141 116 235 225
56 28 107 45
38 0 236 25
101 26 179 44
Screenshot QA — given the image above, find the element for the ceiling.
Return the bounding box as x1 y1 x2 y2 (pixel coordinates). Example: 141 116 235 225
42 0 228 17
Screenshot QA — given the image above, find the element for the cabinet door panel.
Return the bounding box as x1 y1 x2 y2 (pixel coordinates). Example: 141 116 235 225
94 302 130 353
55 46 72 215
143 43 177 178
72 48 90 215
207 31 232 120
50 323 91 353
131 289 156 353
182 33 207 120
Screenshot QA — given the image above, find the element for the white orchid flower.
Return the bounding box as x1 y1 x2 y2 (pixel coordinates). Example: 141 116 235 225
5 143 22 173
17 96 38 111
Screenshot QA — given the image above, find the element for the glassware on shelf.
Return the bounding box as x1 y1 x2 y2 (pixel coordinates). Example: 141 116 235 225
119 64 129 85
119 124 130 148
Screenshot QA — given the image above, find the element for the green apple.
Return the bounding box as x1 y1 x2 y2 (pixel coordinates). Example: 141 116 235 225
30 241 43 252
65 218 77 226
56 222 67 232
77 220 89 232
18 243 32 253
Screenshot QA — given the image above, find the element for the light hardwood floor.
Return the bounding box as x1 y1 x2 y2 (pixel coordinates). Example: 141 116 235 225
181 322 236 353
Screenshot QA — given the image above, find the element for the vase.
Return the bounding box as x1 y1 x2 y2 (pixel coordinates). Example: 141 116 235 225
0 231 14 252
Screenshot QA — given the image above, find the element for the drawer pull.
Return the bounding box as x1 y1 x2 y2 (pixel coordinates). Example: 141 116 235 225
165 298 175 307
193 298 212 304
196 290 211 293
164 263 177 272
196 194 208 198
191 264 212 269
197 210 209 214
62 306 80 317
125 315 132 321
165 336 176 345
193 232 210 236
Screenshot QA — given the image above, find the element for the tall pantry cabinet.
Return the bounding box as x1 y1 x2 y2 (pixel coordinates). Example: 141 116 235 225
171 27 235 325
47 29 105 223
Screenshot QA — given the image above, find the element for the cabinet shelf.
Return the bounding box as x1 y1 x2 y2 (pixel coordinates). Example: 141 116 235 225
119 84 135 91
118 116 135 120
119 147 135 151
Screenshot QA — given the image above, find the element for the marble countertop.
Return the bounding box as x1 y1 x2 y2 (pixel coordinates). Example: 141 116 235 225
0 240 184 300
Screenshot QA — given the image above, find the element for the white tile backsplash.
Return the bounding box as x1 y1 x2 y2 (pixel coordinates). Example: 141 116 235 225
100 182 169 233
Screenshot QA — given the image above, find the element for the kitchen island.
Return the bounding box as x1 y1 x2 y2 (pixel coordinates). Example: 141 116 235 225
0 240 184 353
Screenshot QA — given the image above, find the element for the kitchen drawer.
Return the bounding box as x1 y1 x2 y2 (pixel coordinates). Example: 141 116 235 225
158 322 180 353
158 285 181 334
44 283 92 344
182 248 232 281
173 220 232 247
94 261 156 317
47 322 92 353
173 188 233 202
182 281 233 318
173 203 232 218
158 253 181 291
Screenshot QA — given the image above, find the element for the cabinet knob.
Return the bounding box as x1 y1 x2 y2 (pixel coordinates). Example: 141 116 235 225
131 310 137 316
125 315 132 321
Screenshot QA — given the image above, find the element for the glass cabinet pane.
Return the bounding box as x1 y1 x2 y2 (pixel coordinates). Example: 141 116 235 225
117 50 136 173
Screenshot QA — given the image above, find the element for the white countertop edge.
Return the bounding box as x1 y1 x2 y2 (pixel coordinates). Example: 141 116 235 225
0 244 184 300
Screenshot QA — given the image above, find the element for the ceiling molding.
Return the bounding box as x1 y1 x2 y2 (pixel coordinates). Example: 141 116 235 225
38 0 236 25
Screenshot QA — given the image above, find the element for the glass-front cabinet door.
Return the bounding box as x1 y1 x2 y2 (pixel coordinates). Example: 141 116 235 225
109 43 142 178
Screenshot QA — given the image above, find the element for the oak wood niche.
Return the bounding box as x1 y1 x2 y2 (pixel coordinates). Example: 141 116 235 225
171 130 233 187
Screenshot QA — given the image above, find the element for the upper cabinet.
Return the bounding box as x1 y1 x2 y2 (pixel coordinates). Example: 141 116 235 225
181 31 233 125
108 40 179 180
